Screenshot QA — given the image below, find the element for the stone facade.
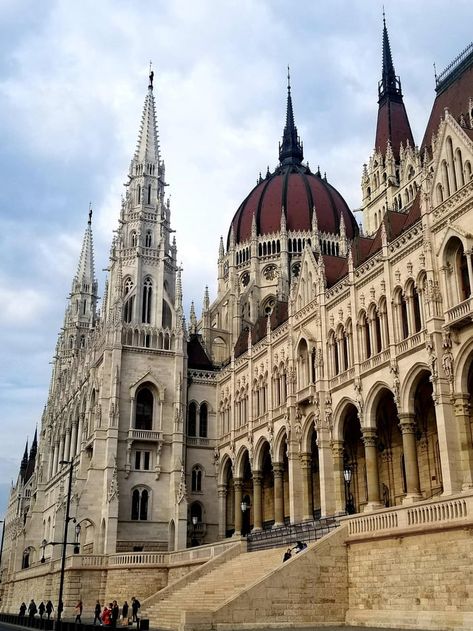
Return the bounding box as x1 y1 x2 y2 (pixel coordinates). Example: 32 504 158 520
2 22 473 630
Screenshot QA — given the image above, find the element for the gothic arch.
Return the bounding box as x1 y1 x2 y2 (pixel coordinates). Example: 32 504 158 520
273 427 288 463
129 373 164 401
364 381 393 428
234 445 250 479
218 453 233 486
332 396 358 442
253 436 270 471
400 362 431 413
301 413 316 453
454 339 473 393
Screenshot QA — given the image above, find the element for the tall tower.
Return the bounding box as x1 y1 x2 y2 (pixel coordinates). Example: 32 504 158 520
361 15 419 236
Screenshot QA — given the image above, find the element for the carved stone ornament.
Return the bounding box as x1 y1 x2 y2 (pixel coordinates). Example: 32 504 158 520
108 458 119 503
263 264 278 281
241 271 250 287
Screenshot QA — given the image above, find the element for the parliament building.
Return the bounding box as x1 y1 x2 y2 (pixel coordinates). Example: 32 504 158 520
2 21 473 631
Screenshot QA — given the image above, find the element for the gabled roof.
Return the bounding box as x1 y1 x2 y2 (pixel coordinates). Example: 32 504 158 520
187 335 215 370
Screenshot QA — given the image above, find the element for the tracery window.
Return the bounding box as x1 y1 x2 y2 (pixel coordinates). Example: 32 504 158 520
188 402 197 437
131 488 149 520
199 403 208 438
142 278 152 324
145 231 152 247
135 387 153 430
191 466 203 492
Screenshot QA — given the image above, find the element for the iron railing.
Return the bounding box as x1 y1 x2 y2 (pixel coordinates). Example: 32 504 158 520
246 516 339 552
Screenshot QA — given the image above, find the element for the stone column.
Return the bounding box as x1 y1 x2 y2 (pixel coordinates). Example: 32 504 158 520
52 442 59 476
64 428 71 463
70 422 78 460
233 478 243 535
453 394 473 490
363 428 382 510
252 472 263 530
300 453 313 521
273 463 285 526
48 444 55 479
217 484 227 539
318 429 336 516
466 250 473 295
331 440 345 514
398 413 422 502
77 413 84 454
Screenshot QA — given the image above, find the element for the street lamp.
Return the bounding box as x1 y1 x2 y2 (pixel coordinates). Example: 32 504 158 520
40 460 80 623
343 465 355 515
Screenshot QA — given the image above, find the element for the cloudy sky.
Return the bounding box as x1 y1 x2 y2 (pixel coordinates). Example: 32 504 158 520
0 0 472 514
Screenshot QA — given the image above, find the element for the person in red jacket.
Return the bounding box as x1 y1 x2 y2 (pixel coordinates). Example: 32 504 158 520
102 604 111 626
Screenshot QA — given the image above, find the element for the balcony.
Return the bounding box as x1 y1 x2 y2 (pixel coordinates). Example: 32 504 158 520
296 383 316 405
445 297 473 328
128 429 162 442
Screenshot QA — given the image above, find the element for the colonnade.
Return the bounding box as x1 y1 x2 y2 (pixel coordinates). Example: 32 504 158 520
48 413 84 478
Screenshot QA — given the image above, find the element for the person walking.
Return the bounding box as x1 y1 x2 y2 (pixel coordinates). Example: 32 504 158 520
45 600 54 619
19 602 27 617
75 600 83 624
102 603 111 626
111 601 119 628
130 597 140 623
282 548 292 562
28 599 38 619
38 602 45 619
121 601 129 625
94 600 102 626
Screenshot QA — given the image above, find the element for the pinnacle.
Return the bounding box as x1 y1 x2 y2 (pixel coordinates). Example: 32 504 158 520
132 74 161 170
74 209 96 290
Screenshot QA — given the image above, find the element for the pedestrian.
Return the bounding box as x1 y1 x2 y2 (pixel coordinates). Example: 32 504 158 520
102 603 111 626
282 548 292 562
111 600 119 628
293 540 307 553
45 600 54 619
19 602 27 617
38 602 45 619
75 600 83 624
94 600 102 626
28 599 38 618
121 601 129 625
131 597 140 623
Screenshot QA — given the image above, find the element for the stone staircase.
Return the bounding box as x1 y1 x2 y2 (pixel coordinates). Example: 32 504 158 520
142 546 284 630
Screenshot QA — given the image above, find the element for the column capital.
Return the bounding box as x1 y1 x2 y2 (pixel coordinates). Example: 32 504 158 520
233 477 243 490
272 462 284 477
252 471 262 484
362 428 377 448
217 483 227 496
331 440 344 458
300 452 312 468
453 393 471 415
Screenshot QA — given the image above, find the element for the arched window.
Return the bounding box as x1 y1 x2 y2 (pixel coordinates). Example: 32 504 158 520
131 231 137 247
412 286 422 332
162 300 172 329
147 185 151 204
131 488 149 520
142 278 152 324
137 185 141 204
191 466 203 492
445 237 472 305
124 278 134 323
145 231 152 247
188 402 197 437
190 501 202 523
135 387 153 430
199 403 208 438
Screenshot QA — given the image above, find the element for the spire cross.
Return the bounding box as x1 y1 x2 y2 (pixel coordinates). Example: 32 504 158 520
149 61 154 89
88 202 93 225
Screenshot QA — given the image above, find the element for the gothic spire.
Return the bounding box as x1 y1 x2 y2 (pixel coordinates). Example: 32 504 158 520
279 67 304 166
20 440 28 477
374 13 414 160
73 205 96 292
131 67 161 172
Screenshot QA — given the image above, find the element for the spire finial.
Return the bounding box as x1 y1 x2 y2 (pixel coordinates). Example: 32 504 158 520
88 202 93 225
279 67 303 166
149 61 154 90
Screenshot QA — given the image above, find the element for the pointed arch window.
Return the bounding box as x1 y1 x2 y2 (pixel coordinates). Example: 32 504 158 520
162 300 172 329
135 387 153 430
137 185 141 204
199 403 208 438
188 402 197 437
131 488 149 520
142 278 152 324
145 231 152 248
147 185 151 205
191 466 203 492
124 278 134 323
130 231 137 248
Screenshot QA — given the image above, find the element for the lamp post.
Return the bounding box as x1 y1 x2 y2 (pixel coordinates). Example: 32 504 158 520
343 466 355 515
191 515 198 547
40 460 80 625
240 499 248 536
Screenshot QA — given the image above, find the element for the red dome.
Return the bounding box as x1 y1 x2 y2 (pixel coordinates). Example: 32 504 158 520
228 164 358 246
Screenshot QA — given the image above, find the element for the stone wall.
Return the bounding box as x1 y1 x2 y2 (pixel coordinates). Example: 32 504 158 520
346 526 473 630
210 527 348 627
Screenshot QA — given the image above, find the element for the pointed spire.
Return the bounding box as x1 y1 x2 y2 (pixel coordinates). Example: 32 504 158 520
131 68 161 172
74 204 96 291
280 207 287 234
20 440 28 476
219 236 225 260
29 428 38 461
279 66 304 166
374 13 414 160
379 11 400 100
189 302 197 334
203 286 210 312
176 267 183 311
251 213 257 240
